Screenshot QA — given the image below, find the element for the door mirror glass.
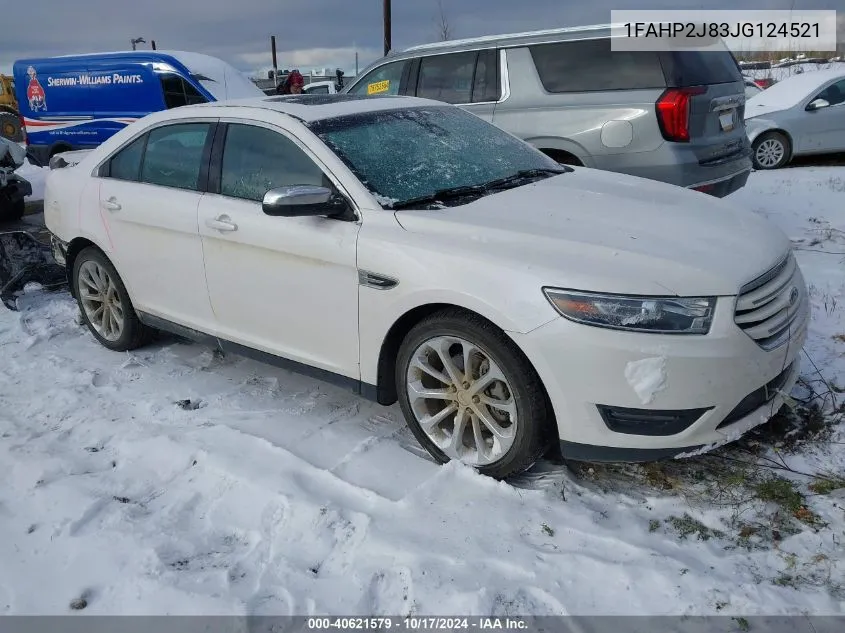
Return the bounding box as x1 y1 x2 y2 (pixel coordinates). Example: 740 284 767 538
262 185 348 217
806 98 830 111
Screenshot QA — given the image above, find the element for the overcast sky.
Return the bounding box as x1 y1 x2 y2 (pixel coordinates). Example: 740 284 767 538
1 0 841 77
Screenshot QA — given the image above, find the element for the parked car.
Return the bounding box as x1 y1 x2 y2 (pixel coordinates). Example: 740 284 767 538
744 68 845 169
44 95 807 478
744 78 764 99
343 24 752 197
13 50 265 164
303 81 338 95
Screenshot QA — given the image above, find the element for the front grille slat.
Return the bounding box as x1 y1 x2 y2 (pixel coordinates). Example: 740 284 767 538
735 255 796 312
734 252 806 351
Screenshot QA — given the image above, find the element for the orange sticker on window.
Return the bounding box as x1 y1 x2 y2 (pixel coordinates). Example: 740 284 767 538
367 80 390 95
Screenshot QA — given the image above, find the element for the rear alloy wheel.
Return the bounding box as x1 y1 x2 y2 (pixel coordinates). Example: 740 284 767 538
752 132 790 170
72 247 152 351
396 310 551 479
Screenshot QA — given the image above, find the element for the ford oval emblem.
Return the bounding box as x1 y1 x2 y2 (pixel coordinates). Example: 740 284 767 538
788 287 799 306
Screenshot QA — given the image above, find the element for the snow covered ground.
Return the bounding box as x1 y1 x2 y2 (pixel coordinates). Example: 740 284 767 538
1 164 844 616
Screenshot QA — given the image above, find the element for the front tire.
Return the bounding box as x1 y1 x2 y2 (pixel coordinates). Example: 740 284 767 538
752 131 790 170
395 309 552 479
72 247 152 351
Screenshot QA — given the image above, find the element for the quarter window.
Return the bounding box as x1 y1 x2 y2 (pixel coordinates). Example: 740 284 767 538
529 39 666 92
416 52 478 104
219 124 330 202
348 60 407 96
140 122 211 190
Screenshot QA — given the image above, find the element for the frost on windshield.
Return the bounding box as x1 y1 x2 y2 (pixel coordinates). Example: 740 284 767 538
314 107 559 208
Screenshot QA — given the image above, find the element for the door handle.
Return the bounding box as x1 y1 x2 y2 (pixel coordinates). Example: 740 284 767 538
205 215 238 232
101 197 121 212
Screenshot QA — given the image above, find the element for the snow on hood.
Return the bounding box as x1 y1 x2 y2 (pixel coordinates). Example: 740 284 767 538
745 67 845 118
394 167 791 297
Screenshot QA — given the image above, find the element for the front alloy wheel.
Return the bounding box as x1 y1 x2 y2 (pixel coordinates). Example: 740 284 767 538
396 309 551 479
406 335 518 466
752 132 790 170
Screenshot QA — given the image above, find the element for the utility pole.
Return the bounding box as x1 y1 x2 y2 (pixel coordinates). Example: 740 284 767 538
383 0 391 56
151 40 157 50
271 36 279 88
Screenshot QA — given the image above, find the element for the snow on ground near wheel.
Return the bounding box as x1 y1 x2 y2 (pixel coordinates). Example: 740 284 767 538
1 166 844 616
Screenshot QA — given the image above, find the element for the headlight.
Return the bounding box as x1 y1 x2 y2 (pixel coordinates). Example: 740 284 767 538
543 288 716 334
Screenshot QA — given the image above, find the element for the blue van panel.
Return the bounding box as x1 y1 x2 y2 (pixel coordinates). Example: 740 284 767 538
12 51 217 162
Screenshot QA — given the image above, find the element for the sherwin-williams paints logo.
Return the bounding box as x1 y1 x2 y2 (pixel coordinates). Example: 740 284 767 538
26 66 47 112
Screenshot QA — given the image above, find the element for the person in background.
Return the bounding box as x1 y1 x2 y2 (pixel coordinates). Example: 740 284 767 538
276 70 305 95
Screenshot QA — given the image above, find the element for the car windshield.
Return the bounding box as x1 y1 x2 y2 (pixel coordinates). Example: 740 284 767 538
306 106 567 209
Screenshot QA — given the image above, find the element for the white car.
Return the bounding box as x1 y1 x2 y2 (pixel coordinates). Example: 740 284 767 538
44 94 809 478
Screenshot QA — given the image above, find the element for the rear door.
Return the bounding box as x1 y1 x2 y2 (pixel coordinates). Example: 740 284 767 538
659 48 748 164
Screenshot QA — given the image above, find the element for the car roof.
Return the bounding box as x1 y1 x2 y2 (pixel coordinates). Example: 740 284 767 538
177 93 448 123
400 22 614 54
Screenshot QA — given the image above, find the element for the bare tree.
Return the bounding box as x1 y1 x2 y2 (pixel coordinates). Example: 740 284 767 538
435 0 451 41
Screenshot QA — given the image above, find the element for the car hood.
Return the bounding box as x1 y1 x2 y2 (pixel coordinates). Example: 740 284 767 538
744 102 788 119
393 168 791 297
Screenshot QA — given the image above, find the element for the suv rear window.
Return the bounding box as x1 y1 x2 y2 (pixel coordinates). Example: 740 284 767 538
529 39 666 92
529 38 742 92
659 50 743 87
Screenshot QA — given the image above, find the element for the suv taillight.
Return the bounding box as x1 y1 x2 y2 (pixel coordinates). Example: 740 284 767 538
656 87 705 143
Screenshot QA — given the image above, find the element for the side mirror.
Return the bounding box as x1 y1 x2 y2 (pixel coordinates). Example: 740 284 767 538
806 98 830 111
261 185 349 218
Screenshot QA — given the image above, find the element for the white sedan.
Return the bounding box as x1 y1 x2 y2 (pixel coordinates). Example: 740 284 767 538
44 94 809 478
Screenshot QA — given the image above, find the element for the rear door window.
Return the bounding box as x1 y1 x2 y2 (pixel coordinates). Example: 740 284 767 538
529 39 666 92
659 50 743 87
348 60 408 96
415 51 478 104
472 49 500 102
140 122 211 190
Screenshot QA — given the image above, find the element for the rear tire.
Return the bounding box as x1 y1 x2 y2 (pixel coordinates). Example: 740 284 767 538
395 308 552 479
0 112 23 143
752 131 790 170
72 247 153 351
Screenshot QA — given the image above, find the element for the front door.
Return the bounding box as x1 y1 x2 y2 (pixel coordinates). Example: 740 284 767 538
197 120 361 379
94 119 216 331
799 79 845 153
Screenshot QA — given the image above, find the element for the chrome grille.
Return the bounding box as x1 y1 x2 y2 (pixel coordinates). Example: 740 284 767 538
734 252 809 350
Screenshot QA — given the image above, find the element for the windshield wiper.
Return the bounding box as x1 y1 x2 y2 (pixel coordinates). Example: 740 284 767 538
390 167 570 211
391 184 488 210
479 167 570 192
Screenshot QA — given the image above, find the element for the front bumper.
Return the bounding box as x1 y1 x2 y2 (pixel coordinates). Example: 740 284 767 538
508 292 809 462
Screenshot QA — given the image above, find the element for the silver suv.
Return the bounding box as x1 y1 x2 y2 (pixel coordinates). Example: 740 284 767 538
344 24 752 197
